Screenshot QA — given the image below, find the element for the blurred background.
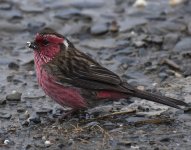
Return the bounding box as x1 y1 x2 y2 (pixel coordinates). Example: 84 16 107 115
0 0 191 149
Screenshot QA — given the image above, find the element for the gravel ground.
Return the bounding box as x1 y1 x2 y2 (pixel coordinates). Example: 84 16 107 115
0 0 191 149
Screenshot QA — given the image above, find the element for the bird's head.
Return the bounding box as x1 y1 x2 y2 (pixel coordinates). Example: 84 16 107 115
27 28 72 62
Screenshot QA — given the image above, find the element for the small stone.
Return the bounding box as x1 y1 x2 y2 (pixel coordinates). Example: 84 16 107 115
117 140 131 147
27 21 46 33
0 2 12 10
6 92 22 101
58 143 65 149
8 62 19 70
146 35 163 44
19 4 44 13
90 23 109 35
131 145 139 149
0 97 6 105
133 41 145 47
160 137 170 142
169 0 183 6
22 120 29 126
4 139 10 145
119 18 147 32
163 33 179 50
68 139 74 146
0 111 11 119
173 38 191 52
54 8 82 20
133 0 147 8
44 140 52 146
158 72 168 80
17 107 26 113
42 136 46 141
36 107 52 114
28 113 41 124
137 86 145 91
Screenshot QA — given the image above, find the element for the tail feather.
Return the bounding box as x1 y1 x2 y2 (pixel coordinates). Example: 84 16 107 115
130 89 188 109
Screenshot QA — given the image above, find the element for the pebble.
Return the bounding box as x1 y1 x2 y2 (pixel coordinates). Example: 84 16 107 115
90 23 108 35
0 2 12 10
173 38 191 52
8 62 19 70
68 138 74 146
6 92 22 101
133 40 145 47
169 0 183 6
119 17 147 32
0 97 6 105
44 140 52 146
183 65 191 77
19 4 45 13
28 113 41 124
4 139 10 145
163 33 179 50
117 140 131 147
158 72 168 80
36 107 52 115
54 8 81 20
27 21 46 33
69 0 105 9
0 111 11 119
133 0 147 8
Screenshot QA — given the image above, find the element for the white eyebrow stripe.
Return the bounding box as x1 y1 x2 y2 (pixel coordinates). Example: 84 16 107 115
63 40 69 49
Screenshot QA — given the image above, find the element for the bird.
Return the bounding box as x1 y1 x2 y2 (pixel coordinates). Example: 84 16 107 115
27 27 188 116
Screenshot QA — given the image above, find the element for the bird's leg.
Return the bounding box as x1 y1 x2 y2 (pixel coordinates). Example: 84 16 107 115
59 108 79 120
58 108 89 122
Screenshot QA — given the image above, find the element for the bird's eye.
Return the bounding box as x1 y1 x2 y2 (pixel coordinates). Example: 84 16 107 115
42 39 49 46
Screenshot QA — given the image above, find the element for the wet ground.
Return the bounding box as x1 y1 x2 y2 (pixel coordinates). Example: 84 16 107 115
0 0 191 149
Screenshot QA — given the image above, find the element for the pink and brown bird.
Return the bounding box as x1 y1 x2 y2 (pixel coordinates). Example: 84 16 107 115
27 28 188 116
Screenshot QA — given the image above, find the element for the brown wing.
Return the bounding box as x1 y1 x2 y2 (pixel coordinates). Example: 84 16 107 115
43 45 189 109
43 46 133 93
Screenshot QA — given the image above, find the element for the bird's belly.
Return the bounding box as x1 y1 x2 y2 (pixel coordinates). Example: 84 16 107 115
36 67 87 109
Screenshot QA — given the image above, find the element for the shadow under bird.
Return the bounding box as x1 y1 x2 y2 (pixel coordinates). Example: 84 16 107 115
27 28 188 116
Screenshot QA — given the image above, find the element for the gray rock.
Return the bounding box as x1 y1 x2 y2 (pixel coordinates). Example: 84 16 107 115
28 113 41 124
19 4 44 13
6 92 22 101
90 23 108 35
0 111 11 119
158 72 168 80
163 33 179 50
36 107 52 115
0 97 6 105
27 21 46 33
173 38 191 52
0 2 12 10
119 17 147 32
54 8 82 20
8 62 19 70
148 21 186 35
68 0 104 9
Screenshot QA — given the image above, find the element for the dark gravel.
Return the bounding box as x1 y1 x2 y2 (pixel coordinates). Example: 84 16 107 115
0 0 191 149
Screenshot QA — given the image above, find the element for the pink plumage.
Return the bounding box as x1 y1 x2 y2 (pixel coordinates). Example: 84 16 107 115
27 28 188 115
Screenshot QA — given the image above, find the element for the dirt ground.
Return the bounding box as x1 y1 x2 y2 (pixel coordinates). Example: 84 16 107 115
0 0 191 149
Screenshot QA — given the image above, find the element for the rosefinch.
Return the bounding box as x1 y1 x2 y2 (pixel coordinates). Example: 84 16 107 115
27 28 188 115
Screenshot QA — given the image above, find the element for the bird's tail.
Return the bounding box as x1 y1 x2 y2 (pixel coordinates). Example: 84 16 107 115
129 88 188 109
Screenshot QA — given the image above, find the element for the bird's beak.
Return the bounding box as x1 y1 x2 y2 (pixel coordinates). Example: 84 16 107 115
27 41 38 50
